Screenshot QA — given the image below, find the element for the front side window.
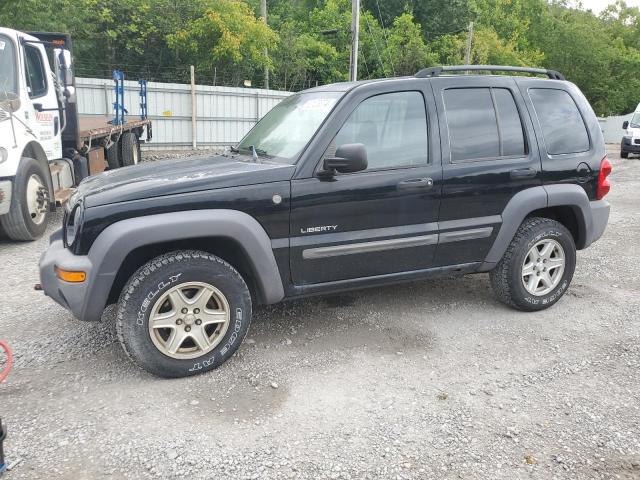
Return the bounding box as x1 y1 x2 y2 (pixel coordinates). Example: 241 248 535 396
444 87 526 162
529 88 590 155
0 35 17 95
332 91 428 170
629 112 640 128
24 44 47 98
237 92 342 163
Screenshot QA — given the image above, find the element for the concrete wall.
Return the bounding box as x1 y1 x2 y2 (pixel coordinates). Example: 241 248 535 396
76 77 292 150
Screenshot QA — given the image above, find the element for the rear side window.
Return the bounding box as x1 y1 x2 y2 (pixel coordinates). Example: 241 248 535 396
24 44 47 98
333 91 428 170
444 88 526 162
529 88 590 155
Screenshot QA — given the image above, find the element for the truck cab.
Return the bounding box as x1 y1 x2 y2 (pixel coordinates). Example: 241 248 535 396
621 103 640 158
0 27 150 241
0 28 72 240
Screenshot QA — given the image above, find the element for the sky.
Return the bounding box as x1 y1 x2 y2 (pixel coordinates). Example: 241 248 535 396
573 0 640 13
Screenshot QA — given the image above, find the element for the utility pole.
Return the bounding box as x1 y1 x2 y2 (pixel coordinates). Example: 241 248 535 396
261 0 269 90
349 0 360 82
464 21 474 65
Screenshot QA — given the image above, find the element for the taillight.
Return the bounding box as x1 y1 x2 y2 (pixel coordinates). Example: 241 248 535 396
596 156 612 200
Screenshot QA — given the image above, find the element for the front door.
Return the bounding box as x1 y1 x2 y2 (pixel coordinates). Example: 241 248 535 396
290 88 442 285
22 40 61 160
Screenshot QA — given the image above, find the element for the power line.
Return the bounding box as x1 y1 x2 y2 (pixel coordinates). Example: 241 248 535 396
361 7 387 77
373 0 396 77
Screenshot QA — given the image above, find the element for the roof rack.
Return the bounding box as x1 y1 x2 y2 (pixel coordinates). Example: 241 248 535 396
415 65 565 81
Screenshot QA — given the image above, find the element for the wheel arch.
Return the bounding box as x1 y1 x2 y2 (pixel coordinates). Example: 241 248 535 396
21 141 55 204
81 209 285 322
480 185 592 271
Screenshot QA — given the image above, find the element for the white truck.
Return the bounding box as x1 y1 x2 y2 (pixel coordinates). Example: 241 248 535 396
621 103 640 159
0 28 151 241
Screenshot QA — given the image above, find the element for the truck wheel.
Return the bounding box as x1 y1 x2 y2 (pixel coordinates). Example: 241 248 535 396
105 140 121 169
489 217 576 312
120 132 141 167
116 250 252 378
0 157 51 241
621 151 629 159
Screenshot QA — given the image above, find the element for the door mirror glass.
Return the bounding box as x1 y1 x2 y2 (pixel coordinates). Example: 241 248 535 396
623 120 629 130
323 143 368 174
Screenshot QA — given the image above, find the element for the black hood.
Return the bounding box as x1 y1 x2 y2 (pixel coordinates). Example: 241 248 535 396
78 154 295 208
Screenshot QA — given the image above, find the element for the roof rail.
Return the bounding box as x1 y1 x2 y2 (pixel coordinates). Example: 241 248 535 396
415 65 565 81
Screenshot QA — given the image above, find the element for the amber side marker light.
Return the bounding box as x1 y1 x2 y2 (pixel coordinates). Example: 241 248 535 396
55 267 86 283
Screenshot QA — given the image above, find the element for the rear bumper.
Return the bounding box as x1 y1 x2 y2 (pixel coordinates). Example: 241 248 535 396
39 230 95 321
587 199 610 246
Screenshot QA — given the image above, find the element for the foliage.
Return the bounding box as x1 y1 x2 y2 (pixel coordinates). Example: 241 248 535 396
1 0 639 115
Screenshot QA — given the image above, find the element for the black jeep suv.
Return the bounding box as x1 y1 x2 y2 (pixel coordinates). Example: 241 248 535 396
39 65 611 378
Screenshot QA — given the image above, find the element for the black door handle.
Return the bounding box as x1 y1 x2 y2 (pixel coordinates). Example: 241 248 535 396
510 168 537 179
398 177 434 190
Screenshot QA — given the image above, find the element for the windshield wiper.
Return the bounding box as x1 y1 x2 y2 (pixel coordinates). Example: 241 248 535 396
230 145 240 153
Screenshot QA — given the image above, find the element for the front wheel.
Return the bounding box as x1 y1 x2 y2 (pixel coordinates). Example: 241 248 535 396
116 250 252 378
0 157 51 241
490 217 576 311
621 151 629 159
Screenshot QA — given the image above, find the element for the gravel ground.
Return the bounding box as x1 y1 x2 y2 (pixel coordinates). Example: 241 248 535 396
0 148 638 479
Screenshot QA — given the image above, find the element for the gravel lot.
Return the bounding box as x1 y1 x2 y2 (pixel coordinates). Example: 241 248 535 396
0 148 638 479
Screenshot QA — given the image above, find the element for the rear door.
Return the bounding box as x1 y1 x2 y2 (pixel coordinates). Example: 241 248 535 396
431 75 542 266
289 83 442 285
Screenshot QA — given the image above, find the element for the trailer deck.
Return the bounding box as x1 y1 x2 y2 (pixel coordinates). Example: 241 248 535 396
78 116 151 142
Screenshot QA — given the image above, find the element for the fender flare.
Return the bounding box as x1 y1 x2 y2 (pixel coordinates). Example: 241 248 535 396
480 184 591 270
81 209 285 322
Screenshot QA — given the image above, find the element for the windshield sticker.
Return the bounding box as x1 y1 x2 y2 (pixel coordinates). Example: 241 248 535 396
0 41 5 50
298 98 337 112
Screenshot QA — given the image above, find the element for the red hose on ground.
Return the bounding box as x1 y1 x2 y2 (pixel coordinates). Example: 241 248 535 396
0 341 13 383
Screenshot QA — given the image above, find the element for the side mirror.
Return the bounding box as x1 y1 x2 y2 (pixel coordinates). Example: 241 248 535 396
323 143 367 174
53 48 76 104
0 91 21 113
623 121 629 130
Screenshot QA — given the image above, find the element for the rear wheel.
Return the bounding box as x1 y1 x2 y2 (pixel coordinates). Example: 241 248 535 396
120 132 141 167
116 250 252 378
490 217 576 311
105 139 121 169
0 157 51 241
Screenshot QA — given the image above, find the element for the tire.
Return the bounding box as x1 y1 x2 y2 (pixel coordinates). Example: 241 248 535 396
105 139 121 169
120 132 141 167
489 217 576 312
0 157 51 241
621 151 629 159
116 250 252 378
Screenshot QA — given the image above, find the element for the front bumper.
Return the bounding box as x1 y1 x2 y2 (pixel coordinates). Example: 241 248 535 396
587 200 610 246
39 229 94 321
0 180 12 215
621 137 640 153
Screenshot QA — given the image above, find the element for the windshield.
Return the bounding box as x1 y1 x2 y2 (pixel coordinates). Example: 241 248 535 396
630 112 640 128
0 35 17 95
236 92 342 163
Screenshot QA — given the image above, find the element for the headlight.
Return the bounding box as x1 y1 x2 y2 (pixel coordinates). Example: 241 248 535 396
64 203 83 247
0 147 7 164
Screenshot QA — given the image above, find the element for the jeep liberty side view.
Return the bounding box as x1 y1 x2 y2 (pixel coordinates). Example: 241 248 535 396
39 65 611 378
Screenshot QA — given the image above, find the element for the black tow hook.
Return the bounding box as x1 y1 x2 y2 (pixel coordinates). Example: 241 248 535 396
0 418 6 474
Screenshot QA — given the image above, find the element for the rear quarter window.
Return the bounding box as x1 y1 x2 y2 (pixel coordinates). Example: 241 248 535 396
529 88 590 155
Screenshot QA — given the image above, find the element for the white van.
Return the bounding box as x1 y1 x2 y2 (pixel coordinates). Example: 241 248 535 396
621 103 640 158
